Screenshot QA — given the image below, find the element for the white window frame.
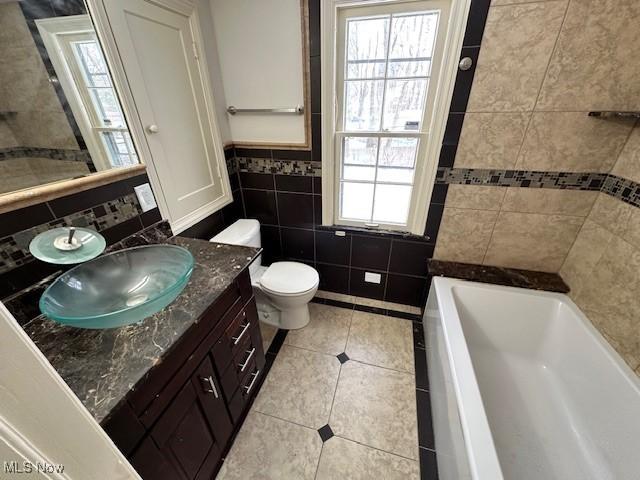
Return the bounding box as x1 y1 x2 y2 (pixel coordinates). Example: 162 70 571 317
36 15 137 172
321 0 471 235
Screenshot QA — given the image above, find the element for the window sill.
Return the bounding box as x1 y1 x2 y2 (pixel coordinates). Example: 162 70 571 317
316 224 432 242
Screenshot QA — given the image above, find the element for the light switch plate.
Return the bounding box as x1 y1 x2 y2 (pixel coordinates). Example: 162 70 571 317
134 183 158 212
364 272 381 284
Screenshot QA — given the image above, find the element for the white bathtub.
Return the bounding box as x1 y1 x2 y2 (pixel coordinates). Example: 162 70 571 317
425 277 640 480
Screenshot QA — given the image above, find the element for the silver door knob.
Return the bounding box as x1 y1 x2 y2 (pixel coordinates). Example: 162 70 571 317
146 124 159 134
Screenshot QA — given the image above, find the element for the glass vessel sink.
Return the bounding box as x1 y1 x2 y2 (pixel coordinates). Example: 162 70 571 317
40 245 194 329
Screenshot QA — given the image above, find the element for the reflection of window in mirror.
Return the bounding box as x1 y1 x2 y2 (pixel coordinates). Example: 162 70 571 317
37 16 138 171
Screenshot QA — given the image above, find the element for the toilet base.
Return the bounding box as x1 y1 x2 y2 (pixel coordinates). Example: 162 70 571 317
278 304 311 330
255 293 314 330
252 283 317 330
255 300 281 328
255 300 311 330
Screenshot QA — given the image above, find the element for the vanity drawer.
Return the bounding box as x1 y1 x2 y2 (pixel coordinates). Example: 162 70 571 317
232 323 264 380
211 298 260 373
217 321 264 401
128 271 253 417
228 360 263 423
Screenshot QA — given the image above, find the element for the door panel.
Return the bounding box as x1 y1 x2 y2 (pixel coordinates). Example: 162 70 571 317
192 355 233 444
102 0 225 224
130 437 182 480
150 355 232 479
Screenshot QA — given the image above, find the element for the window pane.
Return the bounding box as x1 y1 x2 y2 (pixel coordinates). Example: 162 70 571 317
341 182 374 221
347 60 386 79
344 136 377 165
75 41 108 75
382 79 428 131
344 165 376 181
389 13 439 59
388 59 431 78
90 89 126 128
347 17 389 61
88 74 111 88
373 184 412 224
345 80 384 131
377 167 414 183
101 131 138 167
379 137 418 168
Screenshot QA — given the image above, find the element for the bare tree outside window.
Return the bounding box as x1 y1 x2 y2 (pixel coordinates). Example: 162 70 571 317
339 10 439 226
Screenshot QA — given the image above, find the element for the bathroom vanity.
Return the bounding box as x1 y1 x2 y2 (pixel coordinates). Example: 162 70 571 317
25 236 265 479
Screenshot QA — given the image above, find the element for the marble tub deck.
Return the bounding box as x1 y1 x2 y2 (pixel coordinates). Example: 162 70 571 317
219 301 435 480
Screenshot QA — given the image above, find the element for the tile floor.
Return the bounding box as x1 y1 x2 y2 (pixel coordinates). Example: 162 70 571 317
217 301 435 480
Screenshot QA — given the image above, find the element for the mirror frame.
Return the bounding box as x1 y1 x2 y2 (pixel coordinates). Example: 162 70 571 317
0 164 146 214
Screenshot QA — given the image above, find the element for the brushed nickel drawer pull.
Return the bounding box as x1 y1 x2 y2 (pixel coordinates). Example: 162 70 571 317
243 370 260 395
232 322 251 345
201 376 219 399
238 347 256 373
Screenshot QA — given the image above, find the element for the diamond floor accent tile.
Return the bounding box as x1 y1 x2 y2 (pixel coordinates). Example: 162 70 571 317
318 424 334 443
337 352 349 364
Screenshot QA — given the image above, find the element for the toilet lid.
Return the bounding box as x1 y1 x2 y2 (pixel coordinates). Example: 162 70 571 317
260 262 319 295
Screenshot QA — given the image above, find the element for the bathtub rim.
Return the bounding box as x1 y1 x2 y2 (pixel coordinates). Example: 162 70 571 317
429 276 640 480
429 277 503 480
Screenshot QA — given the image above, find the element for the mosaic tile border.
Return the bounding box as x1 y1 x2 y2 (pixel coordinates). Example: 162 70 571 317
437 167 640 208
602 174 640 208
235 157 321 176
436 167 607 190
233 159 640 208
0 147 92 164
0 193 142 274
226 156 238 175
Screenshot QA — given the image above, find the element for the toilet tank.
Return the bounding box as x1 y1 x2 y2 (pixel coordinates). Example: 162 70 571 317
211 219 261 247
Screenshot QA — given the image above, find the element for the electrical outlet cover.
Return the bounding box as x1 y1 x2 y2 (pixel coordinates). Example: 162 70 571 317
134 183 158 212
364 272 381 284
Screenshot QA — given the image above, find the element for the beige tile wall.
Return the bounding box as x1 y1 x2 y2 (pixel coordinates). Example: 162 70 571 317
434 186 596 272
438 0 640 374
0 2 78 150
0 157 90 194
560 192 640 373
437 0 640 273
461 0 638 175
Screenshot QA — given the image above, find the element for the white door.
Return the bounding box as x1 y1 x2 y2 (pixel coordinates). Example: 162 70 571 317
0 302 140 479
101 0 231 232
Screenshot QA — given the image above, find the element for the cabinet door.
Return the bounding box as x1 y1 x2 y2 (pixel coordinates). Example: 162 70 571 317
150 356 232 480
101 0 231 231
130 437 181 480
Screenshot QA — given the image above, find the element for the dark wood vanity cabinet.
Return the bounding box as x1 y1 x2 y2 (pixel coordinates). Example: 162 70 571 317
103 269 266 479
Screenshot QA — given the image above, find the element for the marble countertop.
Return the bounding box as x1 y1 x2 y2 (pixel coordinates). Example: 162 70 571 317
24 236 260 424
428 260 570 293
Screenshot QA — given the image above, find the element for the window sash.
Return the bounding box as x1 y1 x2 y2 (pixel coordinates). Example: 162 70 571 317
335 130 424 227
57 31 137 168
334 2 444 231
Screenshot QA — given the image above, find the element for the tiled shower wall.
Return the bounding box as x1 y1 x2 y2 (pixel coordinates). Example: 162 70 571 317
561 194 640 374
430 0 640 374
432 0 640 273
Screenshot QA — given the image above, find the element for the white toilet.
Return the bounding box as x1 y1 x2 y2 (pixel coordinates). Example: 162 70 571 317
211 219 319 329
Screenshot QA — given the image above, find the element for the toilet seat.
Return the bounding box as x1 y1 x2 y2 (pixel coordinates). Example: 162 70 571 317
259 262 319 297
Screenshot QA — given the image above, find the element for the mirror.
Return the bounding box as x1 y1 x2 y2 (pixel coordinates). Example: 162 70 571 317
0 0 140 196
